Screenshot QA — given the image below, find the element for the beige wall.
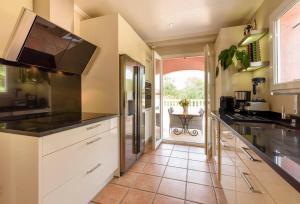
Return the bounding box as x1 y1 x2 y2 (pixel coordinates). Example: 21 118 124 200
213 0 295 113
73 5 90 36
118 14 152 81
251 0 295 113
74 10 86 36
81 13 152 114
214 25 253 110
0 0 33 58
81 14 119 114
34 0 74 32
155 43 205 58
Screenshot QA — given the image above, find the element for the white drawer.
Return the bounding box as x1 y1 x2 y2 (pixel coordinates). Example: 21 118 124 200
43 129 119 204
43 160 112 204
43 173 84 204
42 119 111 155
42 127 119 196
42 133 106 196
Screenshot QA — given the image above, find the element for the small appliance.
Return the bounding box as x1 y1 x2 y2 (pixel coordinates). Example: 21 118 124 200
252 77 266 102
234 91 251 111
245 101 270 112
219 96 234 113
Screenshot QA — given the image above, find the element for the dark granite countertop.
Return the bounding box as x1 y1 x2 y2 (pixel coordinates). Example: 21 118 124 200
0 112 118 137
211 111 300 192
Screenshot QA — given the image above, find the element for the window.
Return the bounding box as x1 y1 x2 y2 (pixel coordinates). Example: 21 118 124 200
272 0 300 92
0 65 6 92
276 0 300 83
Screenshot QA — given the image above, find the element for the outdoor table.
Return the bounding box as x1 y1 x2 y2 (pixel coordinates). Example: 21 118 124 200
170 112 200 136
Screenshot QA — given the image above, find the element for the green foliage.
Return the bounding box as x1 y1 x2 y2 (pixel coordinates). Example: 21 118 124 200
216 45 250 77
163 76 204 99
179 98 190 107
181 77 204 99
235 50 250 69
163 77 179 98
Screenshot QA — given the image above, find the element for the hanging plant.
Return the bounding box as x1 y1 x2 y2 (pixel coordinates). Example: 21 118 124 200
216 45 250 77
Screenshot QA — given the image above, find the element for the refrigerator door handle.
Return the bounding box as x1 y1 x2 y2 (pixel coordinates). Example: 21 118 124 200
134 67 140 154
132 114 137 154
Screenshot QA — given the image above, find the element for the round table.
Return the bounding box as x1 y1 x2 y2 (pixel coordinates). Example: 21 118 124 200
170 112 200 136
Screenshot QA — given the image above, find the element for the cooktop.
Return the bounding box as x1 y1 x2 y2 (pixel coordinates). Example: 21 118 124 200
0 112 117 136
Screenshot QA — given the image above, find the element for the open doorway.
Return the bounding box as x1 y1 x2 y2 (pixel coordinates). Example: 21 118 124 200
162 56 205 144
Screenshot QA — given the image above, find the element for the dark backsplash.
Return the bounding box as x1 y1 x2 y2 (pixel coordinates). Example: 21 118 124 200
0 63 81 116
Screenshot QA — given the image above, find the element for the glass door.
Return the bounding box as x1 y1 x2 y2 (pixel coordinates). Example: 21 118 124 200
204 44 215 156
153 51 163 149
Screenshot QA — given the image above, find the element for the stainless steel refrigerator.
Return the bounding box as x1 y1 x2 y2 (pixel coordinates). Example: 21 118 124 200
120 55 145 174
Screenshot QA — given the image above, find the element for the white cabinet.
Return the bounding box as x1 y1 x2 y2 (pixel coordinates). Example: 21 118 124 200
0 117 119 204
212 115 300 204
235 137 300 204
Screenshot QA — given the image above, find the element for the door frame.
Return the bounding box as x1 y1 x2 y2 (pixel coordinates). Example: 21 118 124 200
152 51 163 149
204 44 215 156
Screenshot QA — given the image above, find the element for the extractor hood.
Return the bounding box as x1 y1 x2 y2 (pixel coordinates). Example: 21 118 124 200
4 9 98 75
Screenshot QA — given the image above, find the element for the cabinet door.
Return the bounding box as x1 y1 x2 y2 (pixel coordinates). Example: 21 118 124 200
220 124 235 166
235 137 300 204
215 187 274 204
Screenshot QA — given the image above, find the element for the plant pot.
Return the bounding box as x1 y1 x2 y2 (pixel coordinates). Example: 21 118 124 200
183 106 188 114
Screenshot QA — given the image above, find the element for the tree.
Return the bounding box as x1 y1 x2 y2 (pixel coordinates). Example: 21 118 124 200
180 77 204 99
163 76 179 98
163 75 204 100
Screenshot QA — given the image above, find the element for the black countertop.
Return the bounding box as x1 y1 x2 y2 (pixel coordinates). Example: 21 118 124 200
211 111 300 192
0 112 118 137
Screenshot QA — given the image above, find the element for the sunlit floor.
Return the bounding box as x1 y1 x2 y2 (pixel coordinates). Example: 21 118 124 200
163 130 204 144
90 143 218 204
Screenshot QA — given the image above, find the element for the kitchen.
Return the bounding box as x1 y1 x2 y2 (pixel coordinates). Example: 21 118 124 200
0 0 300 204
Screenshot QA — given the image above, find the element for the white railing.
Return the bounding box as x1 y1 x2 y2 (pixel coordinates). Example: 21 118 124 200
163 99 205 108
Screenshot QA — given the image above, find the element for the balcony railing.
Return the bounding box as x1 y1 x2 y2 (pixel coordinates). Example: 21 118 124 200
163 99 205 108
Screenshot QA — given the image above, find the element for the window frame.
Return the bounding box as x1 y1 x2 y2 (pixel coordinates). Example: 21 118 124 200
270 0 300 94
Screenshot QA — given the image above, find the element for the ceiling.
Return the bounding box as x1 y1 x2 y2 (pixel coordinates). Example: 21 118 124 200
75 0 264 46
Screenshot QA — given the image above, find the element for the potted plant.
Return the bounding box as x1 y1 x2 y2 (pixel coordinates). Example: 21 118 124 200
216 45 250 77
179 98 190 114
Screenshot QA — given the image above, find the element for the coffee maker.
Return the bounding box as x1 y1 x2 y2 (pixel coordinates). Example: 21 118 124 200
234 91 251 111
245 77 270 111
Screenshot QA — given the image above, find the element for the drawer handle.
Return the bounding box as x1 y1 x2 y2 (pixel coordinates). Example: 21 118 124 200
86 163 102 175
86 137 102 145
241 147 261 162
240 172 261 193
86 123 102 131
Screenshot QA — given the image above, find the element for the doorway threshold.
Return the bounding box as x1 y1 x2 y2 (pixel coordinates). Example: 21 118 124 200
162 139 204 147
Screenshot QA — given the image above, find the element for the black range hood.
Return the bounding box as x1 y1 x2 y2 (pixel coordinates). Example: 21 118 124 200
4 9 98 75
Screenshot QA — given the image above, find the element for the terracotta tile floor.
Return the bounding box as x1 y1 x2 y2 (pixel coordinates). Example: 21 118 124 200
91 144 221 204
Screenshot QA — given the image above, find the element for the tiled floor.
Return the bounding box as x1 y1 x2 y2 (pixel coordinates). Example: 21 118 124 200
91 143 220 204
163 130 204 144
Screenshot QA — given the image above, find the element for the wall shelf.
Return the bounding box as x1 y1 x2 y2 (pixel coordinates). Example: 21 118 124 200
238 61 270 72
238 29 269 47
